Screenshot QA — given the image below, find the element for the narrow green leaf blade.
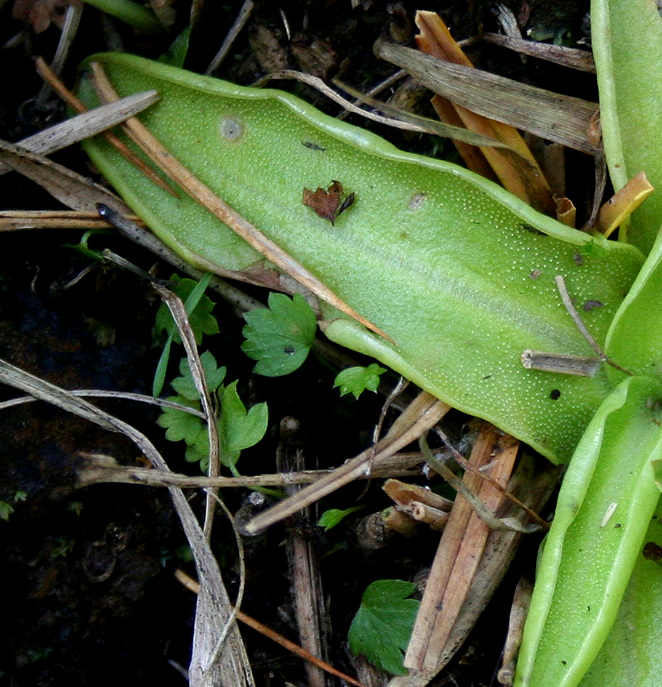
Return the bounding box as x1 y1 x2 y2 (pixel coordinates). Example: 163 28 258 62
219 381 268 467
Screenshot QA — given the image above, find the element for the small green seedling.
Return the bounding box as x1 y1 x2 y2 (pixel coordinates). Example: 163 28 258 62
241 292 317 377
157 351 268 473
0 501 14 521
152 273 219 396
348 579 420 675
334 363 386 400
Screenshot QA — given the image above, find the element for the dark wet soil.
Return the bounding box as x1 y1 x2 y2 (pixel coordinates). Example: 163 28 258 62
0 2 590 685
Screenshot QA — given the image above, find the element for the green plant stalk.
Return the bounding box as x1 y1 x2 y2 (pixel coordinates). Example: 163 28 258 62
75 52 643 467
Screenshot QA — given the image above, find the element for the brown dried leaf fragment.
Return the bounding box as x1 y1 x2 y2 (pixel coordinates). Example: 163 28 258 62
302 180 354 225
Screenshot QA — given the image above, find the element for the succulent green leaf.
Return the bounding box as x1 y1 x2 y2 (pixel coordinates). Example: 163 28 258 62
605 226 662 382
241 293 317 377
514 375 662 687
82 0 164 34
592 0 662 253
334 363 386 399
578 495 662 687
348 579 419 675
76 53 644 464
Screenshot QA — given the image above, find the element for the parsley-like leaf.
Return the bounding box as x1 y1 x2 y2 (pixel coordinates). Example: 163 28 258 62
334 363 386 399
171 351 226 400
156 395 203 444
219 381 269 473
348 579 419 675
154 275 219 346
241 293 317 377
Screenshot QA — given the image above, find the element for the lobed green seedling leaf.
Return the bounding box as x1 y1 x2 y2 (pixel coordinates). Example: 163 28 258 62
0 501 15 521
170 350 226 400
218 381 269 473
154 274 219 346
157 395 203 445
333 363 386 399
348 579 420 675
241 293 317 377
152 273 218 397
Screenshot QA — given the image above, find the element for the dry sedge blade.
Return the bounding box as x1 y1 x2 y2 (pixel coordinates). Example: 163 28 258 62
0 90 159 177
0 139 131 214
405 424 519 674
333 80 516 151
90 62 393 344
0 210 143 231
482 33 596 73
413 11 555 215
377 40 599 155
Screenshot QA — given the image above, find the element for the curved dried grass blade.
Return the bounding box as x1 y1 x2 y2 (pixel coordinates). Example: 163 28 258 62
377 42 598 154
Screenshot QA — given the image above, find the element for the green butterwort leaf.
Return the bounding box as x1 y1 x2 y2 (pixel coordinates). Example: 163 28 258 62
76 53 644 464
318 505 365 531
578 495 662 687
605 227 662 382
348 579 419 676
241 293 317 377
154 274 218 346
170 351 226 400
82 0 164 34
592 0 662 253
219 381 269 471
334 363 386 399
515 375 662 687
